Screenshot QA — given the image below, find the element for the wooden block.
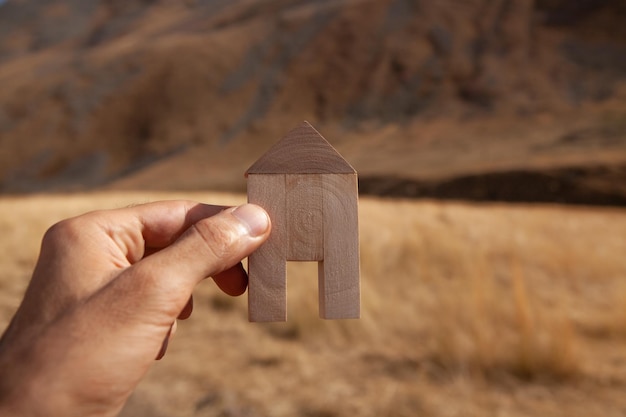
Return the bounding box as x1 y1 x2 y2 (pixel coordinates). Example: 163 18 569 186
246 121 360 322
246 121 356 175
286 174 323 261
247 175 287 322
320 173 360 319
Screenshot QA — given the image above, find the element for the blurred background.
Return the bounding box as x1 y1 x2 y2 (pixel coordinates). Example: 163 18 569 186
0 0 625 416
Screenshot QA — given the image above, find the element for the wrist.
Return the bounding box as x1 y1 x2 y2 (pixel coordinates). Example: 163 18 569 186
0 339 73 417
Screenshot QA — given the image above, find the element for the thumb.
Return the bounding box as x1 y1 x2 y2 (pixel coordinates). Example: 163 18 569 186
98 204 271 322
144 203 271 288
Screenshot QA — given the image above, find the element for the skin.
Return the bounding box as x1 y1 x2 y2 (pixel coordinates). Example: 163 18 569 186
0 201 271 417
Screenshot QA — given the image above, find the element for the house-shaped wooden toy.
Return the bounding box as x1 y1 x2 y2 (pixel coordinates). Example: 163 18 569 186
246 121 360 322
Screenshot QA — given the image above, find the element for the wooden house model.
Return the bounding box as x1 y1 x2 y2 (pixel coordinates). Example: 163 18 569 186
246 121 360 322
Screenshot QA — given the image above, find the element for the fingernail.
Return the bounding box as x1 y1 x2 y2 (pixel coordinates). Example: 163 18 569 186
231 204 270 237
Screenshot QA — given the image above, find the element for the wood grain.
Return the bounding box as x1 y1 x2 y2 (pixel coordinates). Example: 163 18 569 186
247 175 288 322
286 174 324 261
319 173 360 319
246 121 356 175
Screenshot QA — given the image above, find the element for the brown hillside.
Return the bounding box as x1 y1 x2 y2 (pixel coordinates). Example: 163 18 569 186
0 0 625 202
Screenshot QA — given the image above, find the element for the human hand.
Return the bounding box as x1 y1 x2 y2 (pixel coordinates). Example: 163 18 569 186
0 201 270 417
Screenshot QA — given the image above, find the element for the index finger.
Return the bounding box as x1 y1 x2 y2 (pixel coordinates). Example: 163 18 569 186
137 201 230 249
94 201 231 263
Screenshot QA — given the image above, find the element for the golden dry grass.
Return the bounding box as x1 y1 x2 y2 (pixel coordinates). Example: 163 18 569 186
1 192 626 417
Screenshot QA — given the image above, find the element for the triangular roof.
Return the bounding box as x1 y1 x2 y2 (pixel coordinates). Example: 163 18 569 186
246 121 356 175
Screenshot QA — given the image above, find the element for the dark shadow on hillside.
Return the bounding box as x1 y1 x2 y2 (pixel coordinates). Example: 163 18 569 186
359 163 626 207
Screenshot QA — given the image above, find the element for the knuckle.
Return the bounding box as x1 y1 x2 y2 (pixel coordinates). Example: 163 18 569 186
191 219 240 261
42 217 85 248
41 210 105 251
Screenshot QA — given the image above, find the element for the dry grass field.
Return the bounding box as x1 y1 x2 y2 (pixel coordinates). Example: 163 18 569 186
1 191 626 417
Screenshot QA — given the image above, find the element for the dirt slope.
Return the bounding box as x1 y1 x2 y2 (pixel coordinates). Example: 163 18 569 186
0 0 625 203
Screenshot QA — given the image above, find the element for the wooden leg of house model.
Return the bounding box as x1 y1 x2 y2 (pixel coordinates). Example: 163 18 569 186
247 175 288 322
319 174 360 319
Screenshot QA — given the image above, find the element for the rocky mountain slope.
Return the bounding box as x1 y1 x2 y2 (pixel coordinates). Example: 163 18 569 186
0 0 625 204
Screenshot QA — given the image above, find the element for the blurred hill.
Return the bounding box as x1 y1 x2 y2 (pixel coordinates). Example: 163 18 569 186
0 0 625 204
